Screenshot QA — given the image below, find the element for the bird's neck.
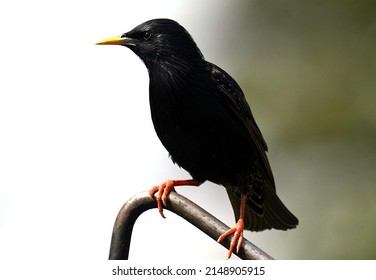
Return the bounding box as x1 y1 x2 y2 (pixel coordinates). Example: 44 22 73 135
147 57 206 90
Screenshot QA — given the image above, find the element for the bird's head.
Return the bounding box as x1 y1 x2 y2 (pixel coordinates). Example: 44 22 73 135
96 18 204 70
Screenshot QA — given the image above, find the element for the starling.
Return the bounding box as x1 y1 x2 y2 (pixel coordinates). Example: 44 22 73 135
97 18 298 259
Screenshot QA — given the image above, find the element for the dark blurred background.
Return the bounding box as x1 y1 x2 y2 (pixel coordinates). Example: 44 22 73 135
198 0 376 259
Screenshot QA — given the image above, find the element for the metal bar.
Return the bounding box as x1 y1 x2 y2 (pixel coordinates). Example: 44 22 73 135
109 191 274 260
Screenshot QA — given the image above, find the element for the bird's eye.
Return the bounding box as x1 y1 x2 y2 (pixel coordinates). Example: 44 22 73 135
143 32 151 40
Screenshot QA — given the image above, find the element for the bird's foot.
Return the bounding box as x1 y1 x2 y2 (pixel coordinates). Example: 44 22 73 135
149 179 203 218
217 218 245 259
149 180 176 218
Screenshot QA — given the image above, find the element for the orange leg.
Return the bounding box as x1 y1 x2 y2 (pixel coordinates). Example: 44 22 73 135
149 179 203 218
217 194 246 259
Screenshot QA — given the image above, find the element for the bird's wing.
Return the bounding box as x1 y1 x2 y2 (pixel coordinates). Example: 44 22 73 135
210 63 275 188
211 63 299 231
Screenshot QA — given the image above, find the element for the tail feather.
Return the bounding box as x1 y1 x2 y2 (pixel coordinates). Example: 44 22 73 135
226 183 298 232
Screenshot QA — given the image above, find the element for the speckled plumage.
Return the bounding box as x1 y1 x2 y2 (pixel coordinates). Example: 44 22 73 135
98 18 298 237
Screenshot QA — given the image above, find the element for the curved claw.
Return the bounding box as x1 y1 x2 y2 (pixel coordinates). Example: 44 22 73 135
149 180 176 218
149 179 203 219
217 218 245 259
217 194 247 259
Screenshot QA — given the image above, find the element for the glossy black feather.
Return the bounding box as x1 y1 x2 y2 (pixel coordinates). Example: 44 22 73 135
120 18 298 231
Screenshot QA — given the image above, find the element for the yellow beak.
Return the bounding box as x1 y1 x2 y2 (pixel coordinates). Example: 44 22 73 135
96 35 135 46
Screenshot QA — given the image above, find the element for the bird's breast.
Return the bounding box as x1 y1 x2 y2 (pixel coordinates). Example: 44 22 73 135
148 77 255 184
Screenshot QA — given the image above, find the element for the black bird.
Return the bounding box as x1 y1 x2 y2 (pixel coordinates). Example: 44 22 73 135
97 18 298 259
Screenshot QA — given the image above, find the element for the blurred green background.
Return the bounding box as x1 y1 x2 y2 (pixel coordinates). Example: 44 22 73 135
203 0 376 259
